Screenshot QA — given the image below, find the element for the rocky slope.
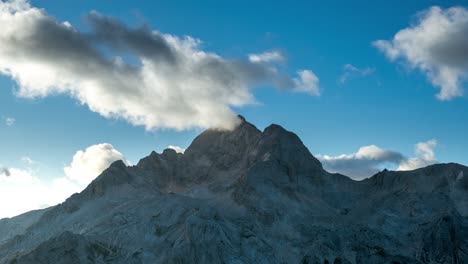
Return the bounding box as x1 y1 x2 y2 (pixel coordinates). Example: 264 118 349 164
0 117 467 263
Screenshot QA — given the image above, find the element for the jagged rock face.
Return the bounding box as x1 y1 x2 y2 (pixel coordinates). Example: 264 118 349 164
0 117 467 264
11 232 121 264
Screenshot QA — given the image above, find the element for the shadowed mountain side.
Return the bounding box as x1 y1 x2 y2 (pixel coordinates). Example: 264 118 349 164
0 117 467 263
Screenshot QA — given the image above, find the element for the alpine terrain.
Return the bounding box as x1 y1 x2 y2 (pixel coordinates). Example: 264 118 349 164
0 117 467 263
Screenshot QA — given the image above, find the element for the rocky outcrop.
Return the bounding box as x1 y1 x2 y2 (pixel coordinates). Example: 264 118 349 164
0 117 467 263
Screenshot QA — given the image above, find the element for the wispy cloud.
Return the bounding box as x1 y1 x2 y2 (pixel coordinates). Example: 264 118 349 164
0 0 320 130
374 6 468 100
20 156 36 165
4 117 15 126
338 64 375 84
248 50 285 63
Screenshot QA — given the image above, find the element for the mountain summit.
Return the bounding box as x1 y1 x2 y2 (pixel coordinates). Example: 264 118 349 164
0 118 467 263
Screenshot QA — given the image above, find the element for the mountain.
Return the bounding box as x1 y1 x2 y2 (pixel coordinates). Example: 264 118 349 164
0 117 467 263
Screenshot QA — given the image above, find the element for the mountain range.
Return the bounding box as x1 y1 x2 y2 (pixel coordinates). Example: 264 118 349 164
0 117 467 263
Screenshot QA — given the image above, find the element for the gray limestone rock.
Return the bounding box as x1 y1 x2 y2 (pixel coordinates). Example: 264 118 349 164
1 117 467 263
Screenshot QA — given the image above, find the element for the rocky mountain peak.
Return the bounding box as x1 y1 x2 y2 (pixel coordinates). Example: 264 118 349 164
184 115 261 156
1 118 467 264
257 123 324 175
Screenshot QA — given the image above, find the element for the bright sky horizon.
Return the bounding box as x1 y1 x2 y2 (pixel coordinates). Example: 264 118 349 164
1 0 468 218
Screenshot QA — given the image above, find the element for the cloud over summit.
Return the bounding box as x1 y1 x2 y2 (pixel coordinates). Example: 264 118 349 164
0 0 320 130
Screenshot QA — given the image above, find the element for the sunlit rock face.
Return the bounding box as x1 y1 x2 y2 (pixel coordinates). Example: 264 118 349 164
1 117 467 263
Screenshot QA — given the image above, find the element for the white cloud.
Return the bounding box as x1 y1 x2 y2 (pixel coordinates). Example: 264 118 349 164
167 145 185 154
0 167 40 218
4 117 15 126
0 0 320 131
397 139 437 170
338 64 375 84
249 51 285 63
20 156 36 165
0 166 85 219
317 140 438 179
293 70 320 96
317 145 404 179
374 6 468 100
64 143 130 185
0 143 130 219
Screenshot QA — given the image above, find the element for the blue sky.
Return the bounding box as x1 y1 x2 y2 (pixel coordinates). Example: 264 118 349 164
0 0 467 217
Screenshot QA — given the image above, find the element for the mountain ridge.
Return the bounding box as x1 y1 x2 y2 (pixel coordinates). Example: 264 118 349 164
0 117 467 263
